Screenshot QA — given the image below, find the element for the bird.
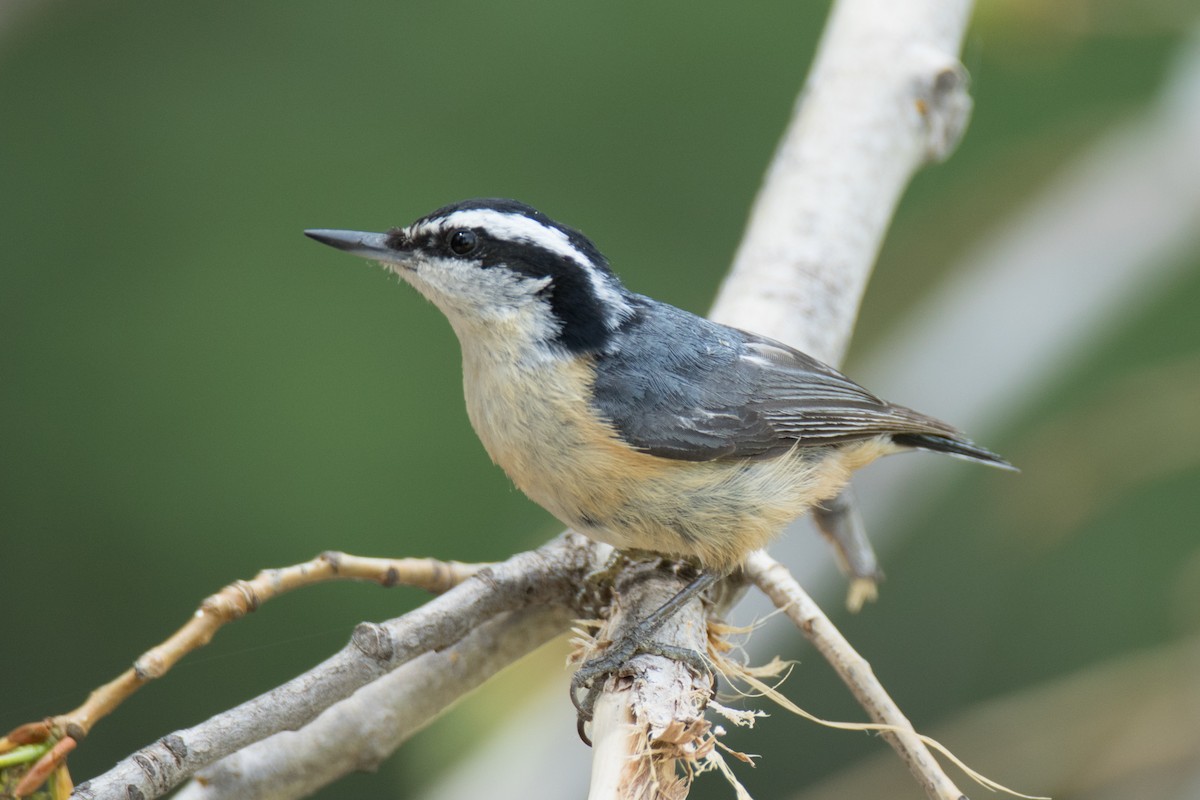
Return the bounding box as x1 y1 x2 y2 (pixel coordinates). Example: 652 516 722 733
305 197 1012 722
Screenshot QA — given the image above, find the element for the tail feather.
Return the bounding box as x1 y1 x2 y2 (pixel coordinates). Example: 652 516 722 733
892 433 1017 471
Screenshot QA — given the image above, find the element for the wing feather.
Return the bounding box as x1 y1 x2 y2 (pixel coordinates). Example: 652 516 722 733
590 301 1007 466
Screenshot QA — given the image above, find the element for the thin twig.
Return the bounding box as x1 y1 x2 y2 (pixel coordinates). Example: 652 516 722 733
53 552 485 741
743 550 965 800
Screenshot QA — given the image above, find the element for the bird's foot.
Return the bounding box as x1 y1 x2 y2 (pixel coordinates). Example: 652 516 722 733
570 626 711 745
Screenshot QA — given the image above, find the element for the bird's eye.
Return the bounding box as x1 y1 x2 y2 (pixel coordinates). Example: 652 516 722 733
448 229 478 255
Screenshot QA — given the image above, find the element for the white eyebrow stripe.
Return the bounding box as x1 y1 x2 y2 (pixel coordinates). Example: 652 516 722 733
421 209 594 268
414 207 635 330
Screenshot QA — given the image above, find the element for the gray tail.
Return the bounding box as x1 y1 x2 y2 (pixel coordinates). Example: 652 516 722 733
892 433 1017 471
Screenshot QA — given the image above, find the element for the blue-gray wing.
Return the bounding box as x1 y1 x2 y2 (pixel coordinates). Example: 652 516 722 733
591 300 1007 466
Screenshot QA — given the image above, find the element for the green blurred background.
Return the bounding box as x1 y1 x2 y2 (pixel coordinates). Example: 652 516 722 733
2 1 1197 798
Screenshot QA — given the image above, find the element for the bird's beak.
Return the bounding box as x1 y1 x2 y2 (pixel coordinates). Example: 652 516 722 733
304 229 397 262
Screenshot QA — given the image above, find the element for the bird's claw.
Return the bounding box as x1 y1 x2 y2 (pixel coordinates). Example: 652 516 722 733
570 633 712 746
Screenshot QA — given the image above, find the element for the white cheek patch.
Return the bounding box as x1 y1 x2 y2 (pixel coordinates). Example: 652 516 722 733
406 256 552 325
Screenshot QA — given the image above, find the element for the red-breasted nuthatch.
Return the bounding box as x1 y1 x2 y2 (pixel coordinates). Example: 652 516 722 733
306 198 1012 722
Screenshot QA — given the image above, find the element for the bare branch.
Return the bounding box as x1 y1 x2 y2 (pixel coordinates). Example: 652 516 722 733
709 0 973 364
585 565 713 800
743 550 965 800
71 533 596 800
174 604 573 800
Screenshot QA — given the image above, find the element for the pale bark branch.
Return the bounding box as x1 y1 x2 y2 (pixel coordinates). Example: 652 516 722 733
173 604 574 800
709 0 974 365
744 550 965 800
71 533 598 800
585 564 715 800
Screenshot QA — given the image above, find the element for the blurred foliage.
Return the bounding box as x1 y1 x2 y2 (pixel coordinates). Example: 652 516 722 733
0 1 1196 798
